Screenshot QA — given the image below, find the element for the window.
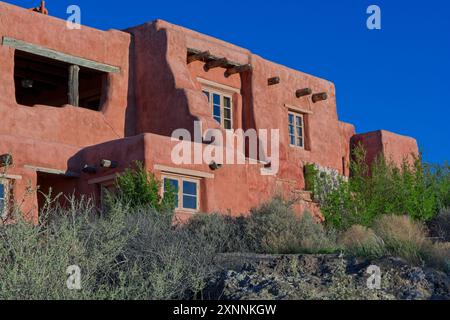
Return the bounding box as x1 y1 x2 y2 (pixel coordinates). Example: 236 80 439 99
0 180 9 219
288 111 305 148
14 51 106 111
203 90 233 130
163 176 199 212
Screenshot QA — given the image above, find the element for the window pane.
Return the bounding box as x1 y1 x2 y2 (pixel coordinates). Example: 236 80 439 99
0 184 4 199
290 135 295 145
203 90 210 101
0 184 5 214
297 126 303 138
224 108 231 119
296 115 303 127
183 181 197 196
224 97 231 108
297 137 303 147
289 125 294 135
288 114 294 125
213 105 221 117
183 195 197 210
224 119 232 130
213 93 221 106
164 179 179 208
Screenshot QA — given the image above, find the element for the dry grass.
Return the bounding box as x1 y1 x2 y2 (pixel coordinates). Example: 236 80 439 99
339 225 385 259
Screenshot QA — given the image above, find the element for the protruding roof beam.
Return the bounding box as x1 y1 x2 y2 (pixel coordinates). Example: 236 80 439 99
296 88 312 98
224 64 252 78
187 50 210 64
204 58 229 72
312 92 328 103
268 77 281 86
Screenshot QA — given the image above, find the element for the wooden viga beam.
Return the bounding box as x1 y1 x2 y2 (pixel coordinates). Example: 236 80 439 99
224 64 253 78
296 88 312 98
268 77 281 86
312 92 328 103
187 50 210 64
204 58 229 72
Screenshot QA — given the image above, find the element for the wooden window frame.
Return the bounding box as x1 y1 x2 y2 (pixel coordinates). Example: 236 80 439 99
288 111 306 149
202 87 234 130
162 174 200 213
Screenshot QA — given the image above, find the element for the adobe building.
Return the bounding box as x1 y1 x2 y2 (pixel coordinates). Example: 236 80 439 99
0 2 418 223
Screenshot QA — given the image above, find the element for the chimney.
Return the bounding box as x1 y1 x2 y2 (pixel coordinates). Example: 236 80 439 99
29 1 49 15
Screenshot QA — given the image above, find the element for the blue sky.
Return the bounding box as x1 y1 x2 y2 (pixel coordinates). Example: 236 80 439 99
4 0 450 164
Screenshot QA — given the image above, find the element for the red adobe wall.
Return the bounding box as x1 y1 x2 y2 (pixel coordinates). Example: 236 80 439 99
0 2 131 222
352 130 419 167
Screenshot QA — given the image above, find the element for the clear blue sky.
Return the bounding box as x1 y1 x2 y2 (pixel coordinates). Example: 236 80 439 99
4 0 450 164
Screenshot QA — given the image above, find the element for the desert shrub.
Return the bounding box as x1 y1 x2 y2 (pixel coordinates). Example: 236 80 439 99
373 215 429 265
244 198 337 254
423 242 450 273
428 207 450 242
339 225 385 259
183 213 248 253
0 196 215 300
114 161 176 211
320 146 442 230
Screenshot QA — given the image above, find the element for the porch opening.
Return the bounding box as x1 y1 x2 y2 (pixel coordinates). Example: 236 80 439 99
14 50 107 111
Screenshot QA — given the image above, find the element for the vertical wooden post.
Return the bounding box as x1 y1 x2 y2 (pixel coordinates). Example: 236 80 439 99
68 65 80 106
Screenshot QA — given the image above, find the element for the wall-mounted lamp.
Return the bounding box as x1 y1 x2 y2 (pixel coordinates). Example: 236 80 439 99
82 165 97 174
21 79 34 89
100 159 119 169
209 161 223 171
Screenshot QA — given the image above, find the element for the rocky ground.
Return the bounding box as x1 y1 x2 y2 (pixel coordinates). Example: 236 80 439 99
205 254 450 300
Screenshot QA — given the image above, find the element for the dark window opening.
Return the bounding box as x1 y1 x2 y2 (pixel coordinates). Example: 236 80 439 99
14 51 107 111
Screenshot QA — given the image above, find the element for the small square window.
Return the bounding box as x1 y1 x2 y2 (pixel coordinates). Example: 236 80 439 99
162 176 199 212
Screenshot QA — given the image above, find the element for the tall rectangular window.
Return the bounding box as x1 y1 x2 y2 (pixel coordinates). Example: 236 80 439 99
163 176 199 212
288 111 305 148
203 90 233 130
0 180 9 219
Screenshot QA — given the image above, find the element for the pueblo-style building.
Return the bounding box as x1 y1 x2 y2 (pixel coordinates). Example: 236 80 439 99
0 2 418 223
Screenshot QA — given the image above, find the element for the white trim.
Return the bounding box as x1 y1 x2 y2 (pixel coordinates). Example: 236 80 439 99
161 174 200 213
154 165 214 179
88 174 118 185
284 104 313 114
197 77 241 94
24 165 80 178
0 174 22 180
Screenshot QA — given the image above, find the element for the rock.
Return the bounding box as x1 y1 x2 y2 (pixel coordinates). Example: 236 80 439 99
205 254 450 300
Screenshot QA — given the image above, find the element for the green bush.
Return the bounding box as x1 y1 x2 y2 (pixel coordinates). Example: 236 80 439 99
320 145 443 230
428 207 450 242
114 161 176 212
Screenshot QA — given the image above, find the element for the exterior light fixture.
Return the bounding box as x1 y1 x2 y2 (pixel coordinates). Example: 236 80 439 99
100 159 118 169
0 154 13 167
209 161 223 171
82 165 97 174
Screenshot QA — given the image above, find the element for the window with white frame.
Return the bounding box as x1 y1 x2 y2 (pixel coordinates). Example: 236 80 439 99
0 179 9 219
202 89 233 130
288 111 305 148
163 176 199 212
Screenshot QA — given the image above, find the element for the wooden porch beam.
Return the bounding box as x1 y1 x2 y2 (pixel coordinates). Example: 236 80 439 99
187 50 210 64
2 37 120 73
68 65 80 107
204 58 229 72
224 64 252 78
